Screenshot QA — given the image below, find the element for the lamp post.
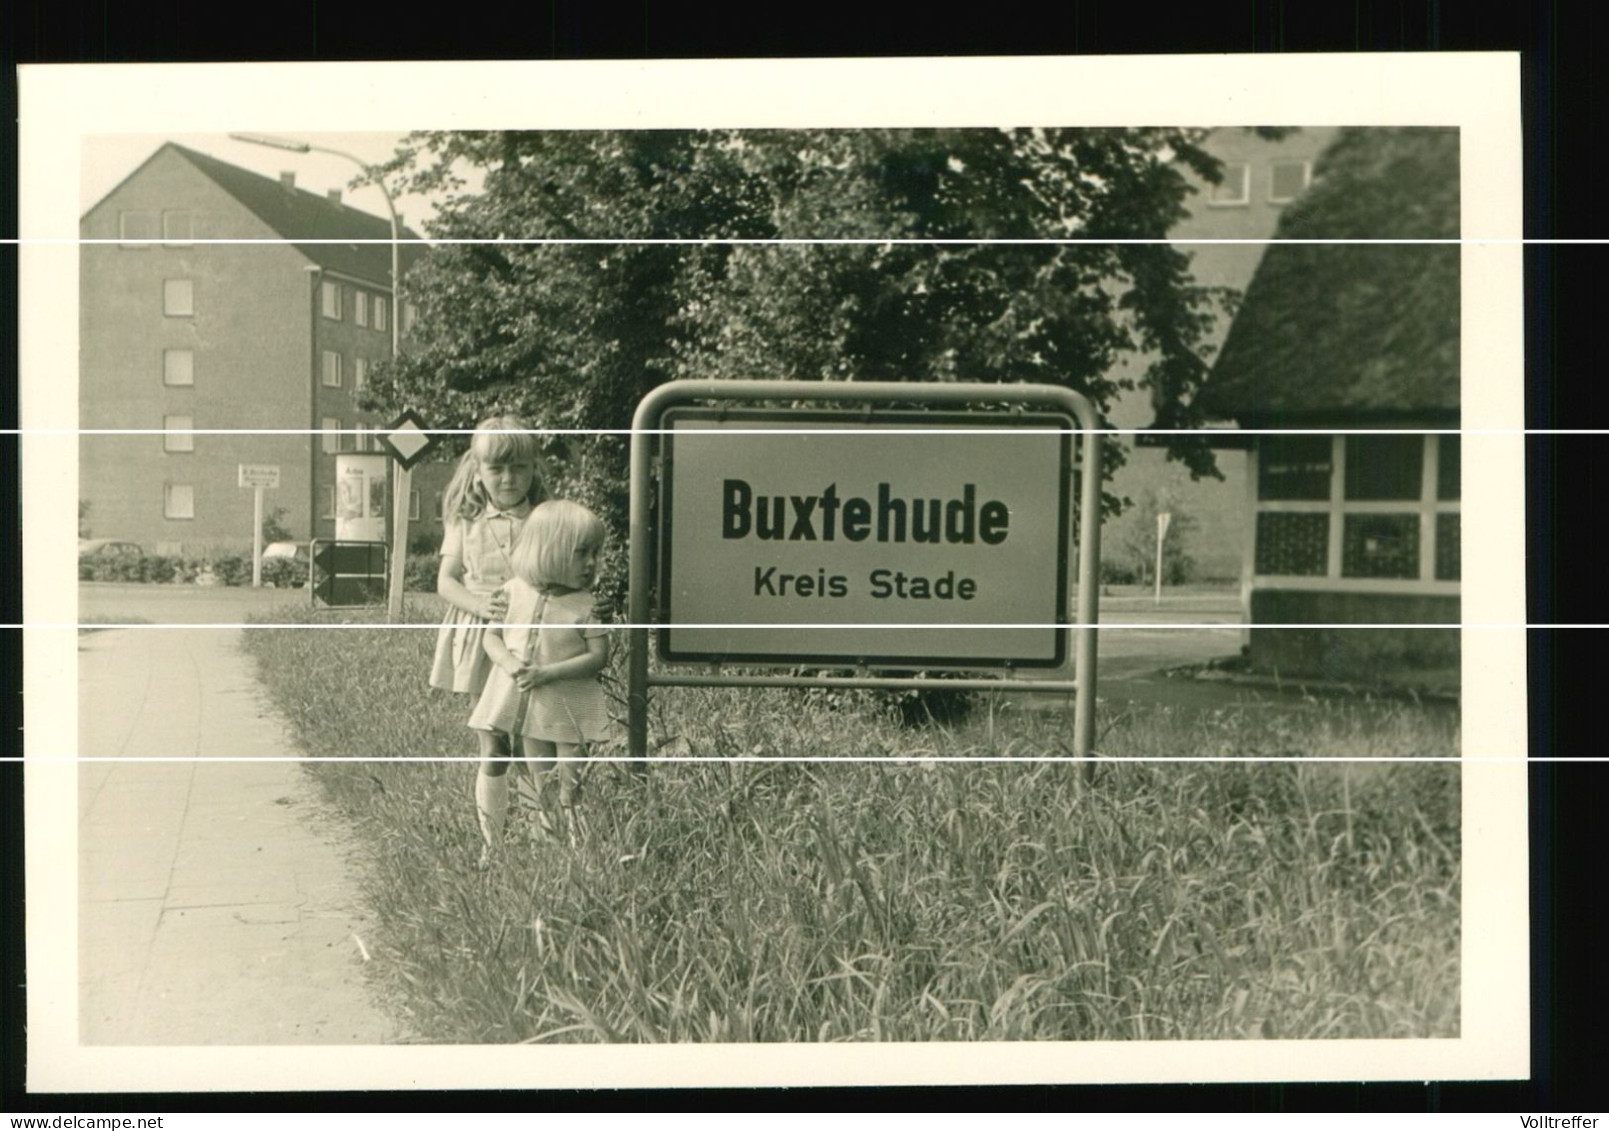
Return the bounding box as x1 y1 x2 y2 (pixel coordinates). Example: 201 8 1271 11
230 133 408 615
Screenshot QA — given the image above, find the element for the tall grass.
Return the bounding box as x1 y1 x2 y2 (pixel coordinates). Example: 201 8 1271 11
242 603 1460 1043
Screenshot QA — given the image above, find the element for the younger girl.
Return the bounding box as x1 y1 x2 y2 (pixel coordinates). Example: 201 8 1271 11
430 415 546 865
468 500 612 842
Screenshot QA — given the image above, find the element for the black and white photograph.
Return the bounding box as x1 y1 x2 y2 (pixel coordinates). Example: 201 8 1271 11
20 56 1528 1091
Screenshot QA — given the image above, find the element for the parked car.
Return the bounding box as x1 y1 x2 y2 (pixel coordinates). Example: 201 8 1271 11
262 541 310 563
78 538 144 562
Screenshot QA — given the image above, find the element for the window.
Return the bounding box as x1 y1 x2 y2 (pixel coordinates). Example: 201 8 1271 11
321 486 336 520
354 288 369 327
1254 432 1460 588
1208 162 1250 206
163 483 195 520
163 349 194 387
321 280 342 320
353 357 368 391
321 350 343 388
434 491 444 523
162 414 194 453
1258 435 1332 501
119 211 159 247
163 279 194 316
162 210 193 245
409 489 422 522
1269 160 1312 204
354 422 370 452
1344 435 1423 501
373 295 388 332
403 301 418 333
322 417 341 455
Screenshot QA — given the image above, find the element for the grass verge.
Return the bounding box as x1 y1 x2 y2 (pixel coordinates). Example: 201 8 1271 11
242 602 1460 1043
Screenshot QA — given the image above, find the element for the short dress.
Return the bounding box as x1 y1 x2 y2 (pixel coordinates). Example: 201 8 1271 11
428 507 528 695
467 579 613 746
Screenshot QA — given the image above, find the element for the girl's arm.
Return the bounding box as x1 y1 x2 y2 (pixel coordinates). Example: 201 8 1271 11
438 552 505 620
528 634 608 686
482 622 524 676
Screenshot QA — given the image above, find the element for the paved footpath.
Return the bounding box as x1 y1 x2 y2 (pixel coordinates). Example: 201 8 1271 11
77 589 403 1044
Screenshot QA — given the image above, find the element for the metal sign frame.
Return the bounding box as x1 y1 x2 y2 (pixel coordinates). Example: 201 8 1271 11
656 405 1075 669
628 380 1103 768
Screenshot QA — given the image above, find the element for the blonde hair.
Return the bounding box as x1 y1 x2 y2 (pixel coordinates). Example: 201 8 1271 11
512 500 605 590
442 415 546 522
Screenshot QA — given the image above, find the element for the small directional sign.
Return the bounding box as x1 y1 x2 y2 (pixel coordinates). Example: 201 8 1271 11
379 409 438 470
238 463 281 489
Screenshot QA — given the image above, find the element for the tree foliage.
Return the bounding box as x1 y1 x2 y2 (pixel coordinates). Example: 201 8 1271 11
364 128 1237 560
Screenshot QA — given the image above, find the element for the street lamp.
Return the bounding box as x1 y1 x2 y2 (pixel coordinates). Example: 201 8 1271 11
231 132 409 615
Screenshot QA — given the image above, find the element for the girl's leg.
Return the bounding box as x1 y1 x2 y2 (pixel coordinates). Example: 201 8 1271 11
473 729 513 863
555 743 583 809
521 739 558 840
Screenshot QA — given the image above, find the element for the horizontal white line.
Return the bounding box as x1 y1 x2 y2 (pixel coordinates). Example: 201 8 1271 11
48 621 1480 630
25 426 1501 436
16 755 1539 763
13 237 1544 246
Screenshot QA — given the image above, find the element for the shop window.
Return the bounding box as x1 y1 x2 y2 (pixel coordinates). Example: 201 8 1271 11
1255 512 1328 576
1345 435 1424 501
1258 435 1332 501
1438 435 1461 500
1342 514 1420 579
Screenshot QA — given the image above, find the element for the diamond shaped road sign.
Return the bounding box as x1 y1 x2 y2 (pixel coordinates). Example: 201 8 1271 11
380 409 438 470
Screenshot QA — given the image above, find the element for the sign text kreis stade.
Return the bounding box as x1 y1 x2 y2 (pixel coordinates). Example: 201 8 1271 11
721 480 1010 545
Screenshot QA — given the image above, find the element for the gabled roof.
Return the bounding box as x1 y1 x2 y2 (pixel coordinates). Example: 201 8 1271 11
168 143 424 288
1194 127 1460 423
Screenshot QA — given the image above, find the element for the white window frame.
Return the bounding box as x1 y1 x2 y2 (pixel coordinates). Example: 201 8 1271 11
321 417 342 455
403 301 418 334
162 210 193 246
1207 162 1251 207
1268 160 1313 204
321 350 343 388
321 280 342 320
119 210 159 247
1250 432 1460 595
373 295 388 332
162 414 194 453
321 485 337 520
162 279 194 317
409 489 422 522
353 357 368 392
163 483 195 520
163 349 194 387
354 288 369 327
434 490 444 523
354 422 370 452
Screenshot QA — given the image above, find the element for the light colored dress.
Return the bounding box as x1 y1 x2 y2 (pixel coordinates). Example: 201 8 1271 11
467 579 612 745
428 506 529 695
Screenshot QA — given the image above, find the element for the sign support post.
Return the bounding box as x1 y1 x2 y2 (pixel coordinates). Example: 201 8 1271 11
628 379 1102 778
378 410 439 620
238 463 281 588
1155 510 1172 607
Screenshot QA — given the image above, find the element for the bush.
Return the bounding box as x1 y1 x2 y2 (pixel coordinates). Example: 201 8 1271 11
210 555 251 587
404 553 439 594
261 557 310 589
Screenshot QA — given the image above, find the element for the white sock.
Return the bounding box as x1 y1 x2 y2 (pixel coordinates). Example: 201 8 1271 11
475 768 509 847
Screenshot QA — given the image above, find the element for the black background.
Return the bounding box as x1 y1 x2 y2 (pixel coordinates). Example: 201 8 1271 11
3 0 1601 1115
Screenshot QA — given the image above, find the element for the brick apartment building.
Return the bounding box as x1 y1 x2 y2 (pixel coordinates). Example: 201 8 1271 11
79 142 451 557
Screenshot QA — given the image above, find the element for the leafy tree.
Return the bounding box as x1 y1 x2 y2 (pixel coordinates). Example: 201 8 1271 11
363 128 1240 590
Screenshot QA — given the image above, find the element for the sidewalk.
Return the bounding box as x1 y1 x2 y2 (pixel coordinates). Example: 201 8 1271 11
78 618 402 1044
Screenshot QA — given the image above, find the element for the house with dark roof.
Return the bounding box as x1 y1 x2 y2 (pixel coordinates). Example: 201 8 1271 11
79 141 450 556
1192 127 1461 685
